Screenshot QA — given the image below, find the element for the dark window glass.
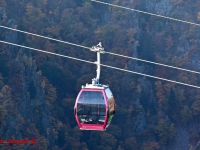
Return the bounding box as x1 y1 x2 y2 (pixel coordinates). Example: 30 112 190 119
77 91 106 124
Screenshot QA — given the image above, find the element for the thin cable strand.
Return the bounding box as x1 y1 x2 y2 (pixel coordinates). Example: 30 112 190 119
0 25 91 50
105 51 200 75
91 0 200 26
1 25 200 75
1 40 200 89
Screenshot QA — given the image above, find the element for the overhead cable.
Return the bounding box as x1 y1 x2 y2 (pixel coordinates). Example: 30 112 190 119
1 40 200 89
0 25 90 50
1 25 200 75
104 51 200 75
91 0 200 26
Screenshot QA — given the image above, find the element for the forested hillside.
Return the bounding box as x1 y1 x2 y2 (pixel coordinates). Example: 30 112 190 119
0 0 200 149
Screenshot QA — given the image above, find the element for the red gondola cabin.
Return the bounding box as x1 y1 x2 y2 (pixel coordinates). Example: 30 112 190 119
74 84 115 131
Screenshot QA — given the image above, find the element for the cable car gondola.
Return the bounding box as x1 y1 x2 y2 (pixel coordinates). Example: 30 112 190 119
74 43 116 131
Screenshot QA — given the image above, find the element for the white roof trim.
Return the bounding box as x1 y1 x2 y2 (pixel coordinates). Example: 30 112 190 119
82 84 109 89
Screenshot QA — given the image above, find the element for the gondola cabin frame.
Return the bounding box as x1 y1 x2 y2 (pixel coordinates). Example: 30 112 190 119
74 85 115 131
